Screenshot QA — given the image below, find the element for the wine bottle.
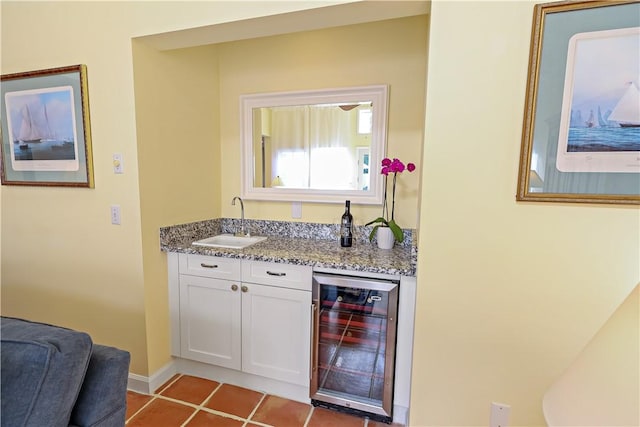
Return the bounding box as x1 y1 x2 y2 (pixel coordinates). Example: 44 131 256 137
340 200 353 247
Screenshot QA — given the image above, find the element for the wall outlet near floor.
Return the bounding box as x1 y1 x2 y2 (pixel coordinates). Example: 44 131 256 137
490 402 510 427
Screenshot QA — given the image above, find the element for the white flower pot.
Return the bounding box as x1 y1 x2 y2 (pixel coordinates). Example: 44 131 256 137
376 227 395 250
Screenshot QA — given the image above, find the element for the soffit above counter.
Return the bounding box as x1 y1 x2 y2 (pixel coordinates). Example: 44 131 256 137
136 1 430 51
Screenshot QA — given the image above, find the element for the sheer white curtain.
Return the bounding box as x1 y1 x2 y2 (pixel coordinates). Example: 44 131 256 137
308 106 354 189
271 106 309 188
270 105 354 189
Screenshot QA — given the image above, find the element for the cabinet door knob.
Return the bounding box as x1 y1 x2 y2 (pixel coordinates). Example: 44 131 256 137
241 285 249 293
231 284 238 291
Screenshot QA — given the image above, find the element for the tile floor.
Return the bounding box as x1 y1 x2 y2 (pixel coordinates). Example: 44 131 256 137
126 374 403 427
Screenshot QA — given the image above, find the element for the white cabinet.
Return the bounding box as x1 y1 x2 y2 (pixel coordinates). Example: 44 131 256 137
179 274 241 368
178 254 242 368
176 254 312 386
241 261 312 386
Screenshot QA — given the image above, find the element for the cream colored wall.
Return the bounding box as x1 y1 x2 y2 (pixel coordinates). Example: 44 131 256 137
543 284 639 426
1 1 149 374
411 1 640 426
132 42 221 373
216 16 427 229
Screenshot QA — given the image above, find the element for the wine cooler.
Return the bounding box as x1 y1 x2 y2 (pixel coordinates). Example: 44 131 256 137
310 272 399 423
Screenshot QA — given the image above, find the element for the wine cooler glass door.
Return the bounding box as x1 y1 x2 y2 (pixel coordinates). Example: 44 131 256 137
311 273 399 421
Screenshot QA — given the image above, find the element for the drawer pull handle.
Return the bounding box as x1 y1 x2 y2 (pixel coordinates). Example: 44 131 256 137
241 285 248 293
231 284 238 291
266 271 286 277
200 263 218 269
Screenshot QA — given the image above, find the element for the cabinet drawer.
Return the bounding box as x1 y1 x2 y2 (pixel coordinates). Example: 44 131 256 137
242 260 312 291
179 253 241 280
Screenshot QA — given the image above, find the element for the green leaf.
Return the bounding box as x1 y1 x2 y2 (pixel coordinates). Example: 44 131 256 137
367 218 404 243
365 217 389 227
368 224 380 241
388 219 404 243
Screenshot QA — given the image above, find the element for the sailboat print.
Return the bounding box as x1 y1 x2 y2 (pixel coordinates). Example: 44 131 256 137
585 110 597 128
17 103 54 144
597 106 607 127
608 82 640 128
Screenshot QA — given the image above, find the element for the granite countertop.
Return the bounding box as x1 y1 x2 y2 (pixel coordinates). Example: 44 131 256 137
160 219 417 277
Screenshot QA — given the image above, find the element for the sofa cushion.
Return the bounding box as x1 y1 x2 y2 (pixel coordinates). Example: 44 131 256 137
1 316 93 427
1 340 53 425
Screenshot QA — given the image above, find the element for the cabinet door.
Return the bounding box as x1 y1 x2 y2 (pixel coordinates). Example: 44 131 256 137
241 283 311 386
180 275 241 369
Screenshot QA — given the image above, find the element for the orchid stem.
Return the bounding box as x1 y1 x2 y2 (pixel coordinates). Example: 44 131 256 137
391 172 397 222
382 174 388 221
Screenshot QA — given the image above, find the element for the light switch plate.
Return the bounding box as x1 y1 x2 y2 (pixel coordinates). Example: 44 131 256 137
113 153 123 174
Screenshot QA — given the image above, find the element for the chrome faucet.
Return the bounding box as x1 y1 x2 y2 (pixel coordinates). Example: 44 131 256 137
231 196 249 237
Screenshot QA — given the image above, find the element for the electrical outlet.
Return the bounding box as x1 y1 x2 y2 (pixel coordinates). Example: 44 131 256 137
110 205 121 225
490 402 510 427
292 201 302 218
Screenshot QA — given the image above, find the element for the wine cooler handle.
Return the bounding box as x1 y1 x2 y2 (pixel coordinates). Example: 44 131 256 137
310 302 318 384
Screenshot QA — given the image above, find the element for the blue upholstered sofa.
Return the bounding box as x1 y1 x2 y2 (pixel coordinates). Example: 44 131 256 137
0 316 130 427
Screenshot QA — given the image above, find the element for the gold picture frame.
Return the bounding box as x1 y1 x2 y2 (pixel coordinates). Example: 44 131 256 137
1 65 94 187
517 0 639 205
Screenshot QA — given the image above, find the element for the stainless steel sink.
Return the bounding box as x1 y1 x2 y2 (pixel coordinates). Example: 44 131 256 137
192 234 267 249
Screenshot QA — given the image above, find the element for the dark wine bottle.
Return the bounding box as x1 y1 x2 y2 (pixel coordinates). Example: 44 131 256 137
340 200 353 247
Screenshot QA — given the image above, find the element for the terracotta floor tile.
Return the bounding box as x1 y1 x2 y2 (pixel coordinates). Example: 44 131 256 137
184 410 244 427
204 383 264 419
307 406 366 427
127 377 400 427
125 391 153 420
126 398 195 426
155 373 181 394
250 394 311 427
159 374 220 405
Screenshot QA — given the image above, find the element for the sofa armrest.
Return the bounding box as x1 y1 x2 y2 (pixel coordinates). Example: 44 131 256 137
1 316 93 427
70 344 130 427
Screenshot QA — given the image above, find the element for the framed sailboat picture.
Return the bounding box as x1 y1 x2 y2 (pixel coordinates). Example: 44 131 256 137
1 65 94 187
517 0 639 204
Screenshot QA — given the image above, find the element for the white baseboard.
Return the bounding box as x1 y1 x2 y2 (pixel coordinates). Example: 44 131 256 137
127 360 177 395
173 357 310 403
393 404 409 426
